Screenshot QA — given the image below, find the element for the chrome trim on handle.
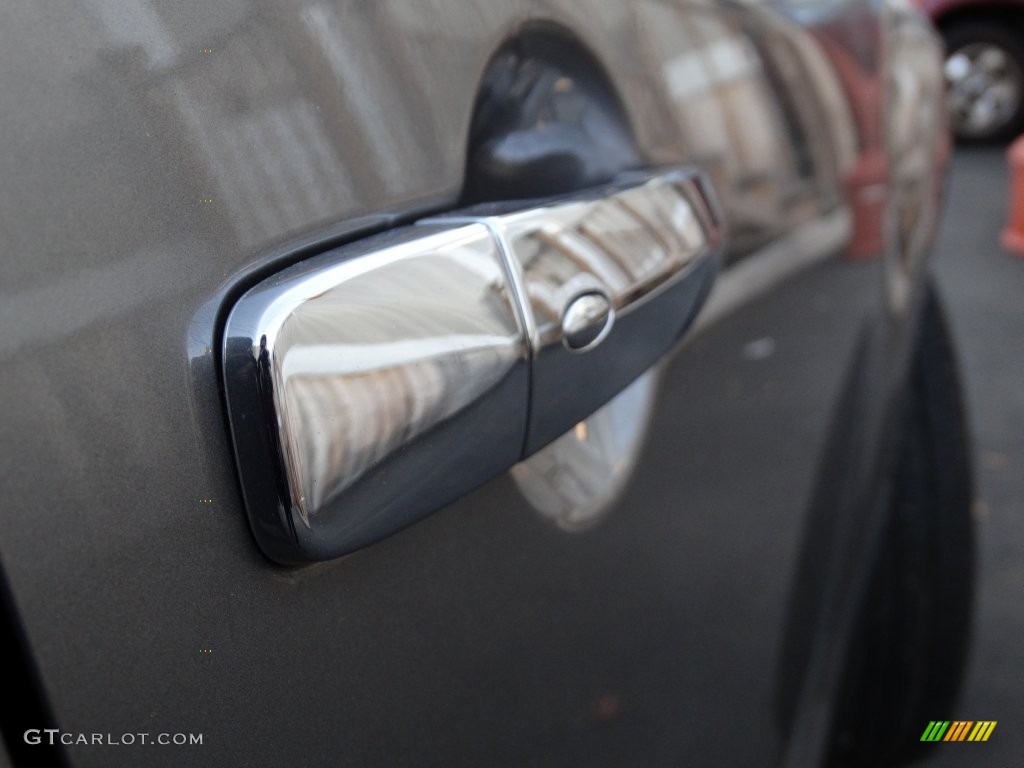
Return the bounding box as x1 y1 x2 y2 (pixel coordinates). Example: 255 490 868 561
223 169 723 563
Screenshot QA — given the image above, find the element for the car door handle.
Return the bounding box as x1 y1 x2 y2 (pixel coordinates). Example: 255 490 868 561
223 169 724 563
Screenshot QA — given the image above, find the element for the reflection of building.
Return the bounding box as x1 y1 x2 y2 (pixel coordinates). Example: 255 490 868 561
70 0 463 253
636 0 944 267
283 340 514 521
507 190 704 342
636 2 857 263
266 237 522 523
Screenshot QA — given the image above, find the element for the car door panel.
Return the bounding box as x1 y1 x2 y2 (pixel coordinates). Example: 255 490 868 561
0 0 947 765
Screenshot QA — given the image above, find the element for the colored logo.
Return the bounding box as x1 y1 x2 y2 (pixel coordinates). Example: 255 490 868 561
921 721 996 742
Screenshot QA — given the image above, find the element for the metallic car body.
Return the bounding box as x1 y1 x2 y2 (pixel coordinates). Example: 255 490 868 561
0 0 949 766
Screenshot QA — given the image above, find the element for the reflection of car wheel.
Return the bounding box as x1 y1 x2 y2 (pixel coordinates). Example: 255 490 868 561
943 21 1024 142
828 285 974 766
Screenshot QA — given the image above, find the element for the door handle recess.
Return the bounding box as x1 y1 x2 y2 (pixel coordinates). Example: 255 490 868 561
223 169 723 563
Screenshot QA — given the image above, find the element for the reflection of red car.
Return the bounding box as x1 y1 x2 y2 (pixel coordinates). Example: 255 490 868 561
914 0 1024 140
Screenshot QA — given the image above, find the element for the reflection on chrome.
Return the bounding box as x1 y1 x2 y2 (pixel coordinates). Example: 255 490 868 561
561 291 614 352
273 256 524 523
499 175 708 347
224 170 722 562
471 171 722 453
224 224 530 561
512 370 659 533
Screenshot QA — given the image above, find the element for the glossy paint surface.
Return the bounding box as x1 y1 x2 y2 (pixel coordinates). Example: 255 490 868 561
0 0 946 766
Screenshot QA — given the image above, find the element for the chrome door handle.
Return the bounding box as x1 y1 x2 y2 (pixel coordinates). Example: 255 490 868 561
223 169 723 563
